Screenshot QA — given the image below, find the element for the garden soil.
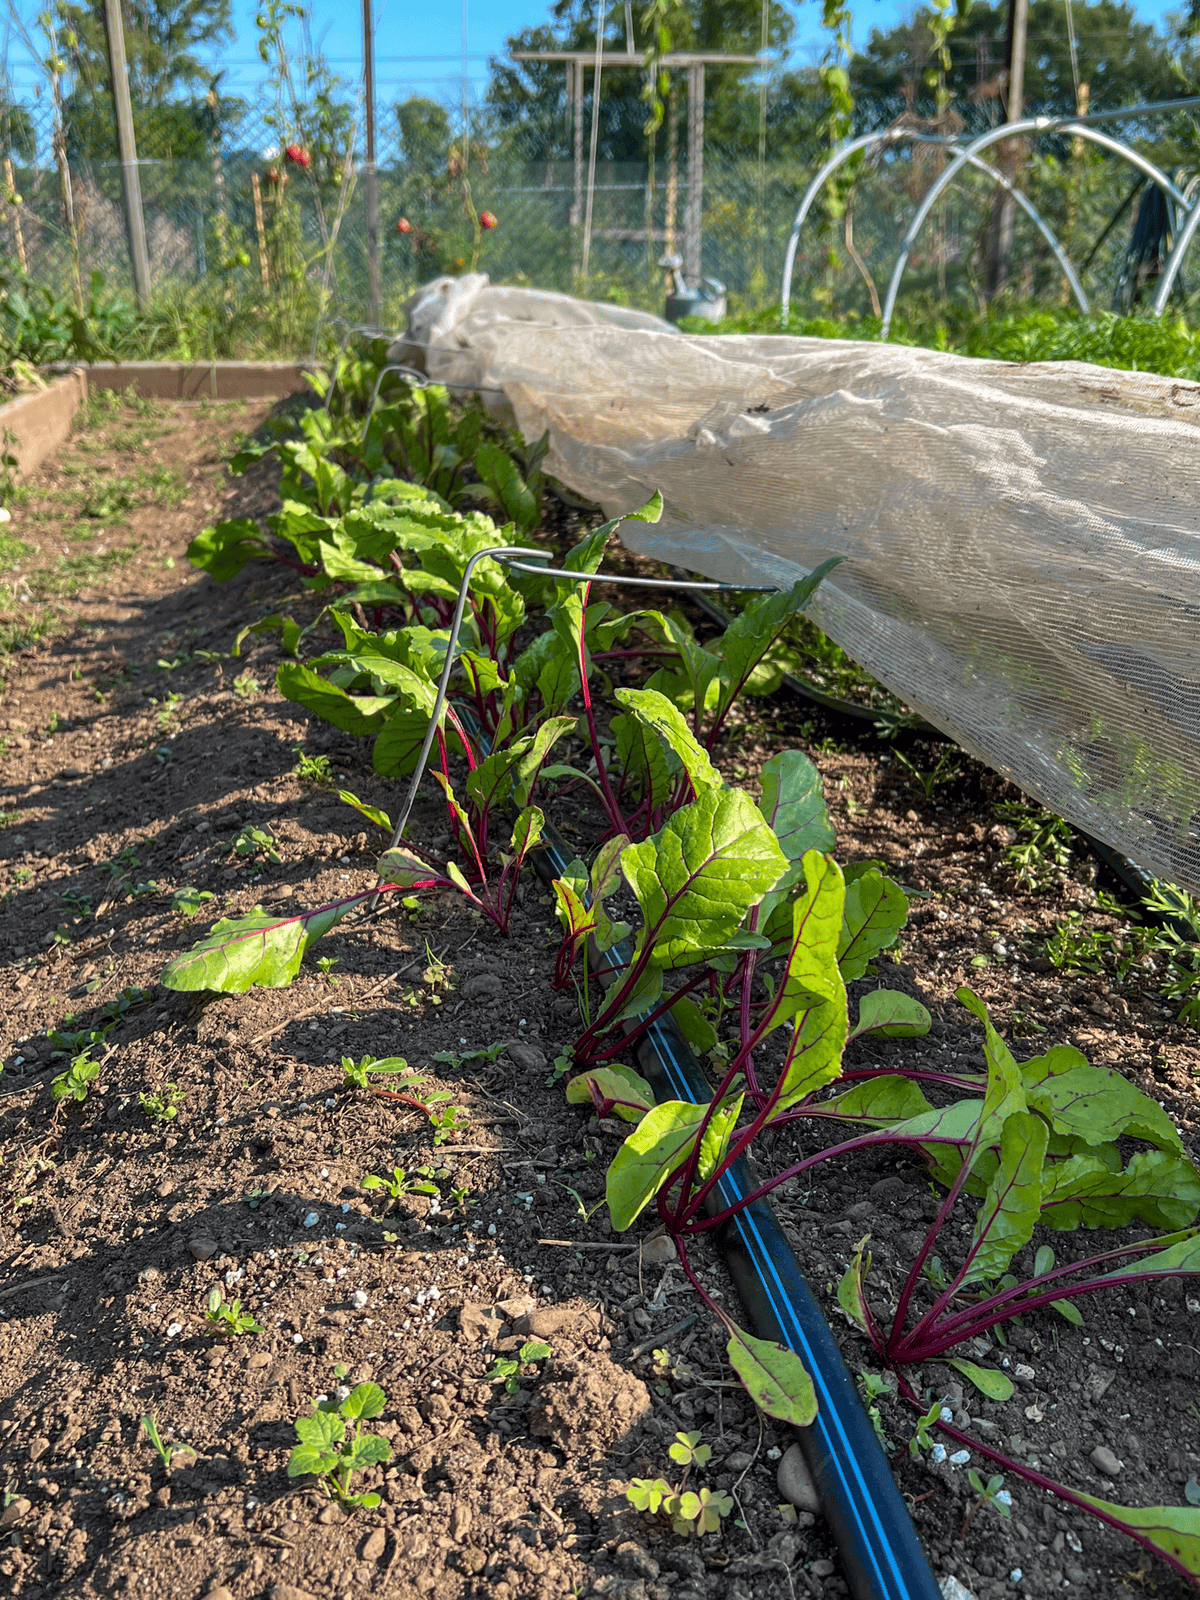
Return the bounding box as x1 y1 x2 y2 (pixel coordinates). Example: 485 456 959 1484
1 393 1199 1600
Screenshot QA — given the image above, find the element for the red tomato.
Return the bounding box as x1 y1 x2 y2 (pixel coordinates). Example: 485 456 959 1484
479 211 498 231
396 216 412 234
285 144 311 168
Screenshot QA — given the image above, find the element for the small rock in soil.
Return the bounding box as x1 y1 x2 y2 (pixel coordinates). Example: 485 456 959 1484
514 1306 585 1339
360 1527 386 1561
202 1588 235 1600
462 972 505 1000
506 1041 547 1071
459 1302 506 1341
1089 1445 1123 1476
616 1542 660 1579
777 1443 821 1514
0 1498 31 1528
271 1588 322 1600
938 1578 978 1600
640 1234 677 1265
188 1235 219 1261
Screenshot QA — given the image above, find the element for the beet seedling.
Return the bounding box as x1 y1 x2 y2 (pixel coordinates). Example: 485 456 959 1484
959 1470 1012 1540
50 1049 99 1106
287 1381 393 1510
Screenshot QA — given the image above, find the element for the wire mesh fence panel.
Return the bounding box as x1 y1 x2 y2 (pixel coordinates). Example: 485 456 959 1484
2 60 1199 345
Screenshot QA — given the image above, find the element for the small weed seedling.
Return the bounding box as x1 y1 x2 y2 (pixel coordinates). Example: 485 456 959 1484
139 1084 185 1121
51 1049 100 1106
140 1414 188 1469
433 1039 509 1069
361 1165 441 1207
315 955 339 983
287 1380 393 1510
204 1287 263 1337
626 1432 733 1539
339 1055 469 1145
293 745 333 785
233 672 261 701
959 1469 1013 1540
486 1340 552 1394
173 886 215 917
228 824 281 864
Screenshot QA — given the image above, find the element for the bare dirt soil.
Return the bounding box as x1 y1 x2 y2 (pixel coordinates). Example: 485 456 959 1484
0 392 1198 1600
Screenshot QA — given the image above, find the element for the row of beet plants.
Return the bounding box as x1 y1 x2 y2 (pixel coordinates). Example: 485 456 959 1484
167 349 1200 1582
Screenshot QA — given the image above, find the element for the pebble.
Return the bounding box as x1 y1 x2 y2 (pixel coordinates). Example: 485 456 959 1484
271 1587 321 1600
811 1559 836 1578
513 1306 577 1338
188 1236 218 1262
505 1041 547 1071
1089 1445 1122 1476
450 1501 472 1540
938 1578 978 1600
724 1450 755 1473
202 1588 235 1600
0 1498 31 1528
777 1443 821 1514
640 1234 677 1265
351 1290 368 1309
360 1528 386 1562
615 1542 660 1580
462 972 505 1001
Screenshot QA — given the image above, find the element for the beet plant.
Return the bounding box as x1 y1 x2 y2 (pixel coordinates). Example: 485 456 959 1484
554 781 1200 1577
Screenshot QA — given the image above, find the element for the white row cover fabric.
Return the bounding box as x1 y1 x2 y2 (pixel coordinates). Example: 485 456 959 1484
394 277 1200 896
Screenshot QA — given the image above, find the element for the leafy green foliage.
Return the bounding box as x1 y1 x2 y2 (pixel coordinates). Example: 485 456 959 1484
486 1340 552 1394
204 1288 263 1337
287 1382 393 1510
139 1084 185 1121
50 1050 100 1105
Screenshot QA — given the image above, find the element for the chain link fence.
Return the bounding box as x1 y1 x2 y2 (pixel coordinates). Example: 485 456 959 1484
0 67 1186 348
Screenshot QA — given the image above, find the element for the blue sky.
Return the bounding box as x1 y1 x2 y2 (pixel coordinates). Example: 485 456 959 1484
2 0 1182 108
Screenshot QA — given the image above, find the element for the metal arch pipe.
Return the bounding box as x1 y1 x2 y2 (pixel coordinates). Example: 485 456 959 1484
782 129 1088 325
780 130 909 319
1150 196 1200 315
880 119 1190 338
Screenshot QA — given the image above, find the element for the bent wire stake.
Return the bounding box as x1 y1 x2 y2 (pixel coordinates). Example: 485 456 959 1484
371 545 779 904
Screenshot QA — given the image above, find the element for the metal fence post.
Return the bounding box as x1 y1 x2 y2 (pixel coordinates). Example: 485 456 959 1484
102 0 151 307
362 0 381 328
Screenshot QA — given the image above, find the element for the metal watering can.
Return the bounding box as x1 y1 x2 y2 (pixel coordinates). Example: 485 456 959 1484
659 253 727 324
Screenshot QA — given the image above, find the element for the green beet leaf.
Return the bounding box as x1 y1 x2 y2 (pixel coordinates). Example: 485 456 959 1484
376 849 441 888
613 686 721 794
725 1322 818 1428
838 868 910 981
187 517 271 582
759 749 835 862
277 662 395 738
669 996 718 1055
712 559 845 728
620 786 787 971
961 1111 1048 1287
1071 1493 1200 1585
765 852 846 1035
161 899 360 994
565 1064 655 1123
809 1076 935 1127
1103 1226 1200 1281
606 1096 741 1232
946 1357 1014 1403
1042 1155 1200 1232
836 1235 874 1336
850 990 932 1041
1022 1052 1186 1155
